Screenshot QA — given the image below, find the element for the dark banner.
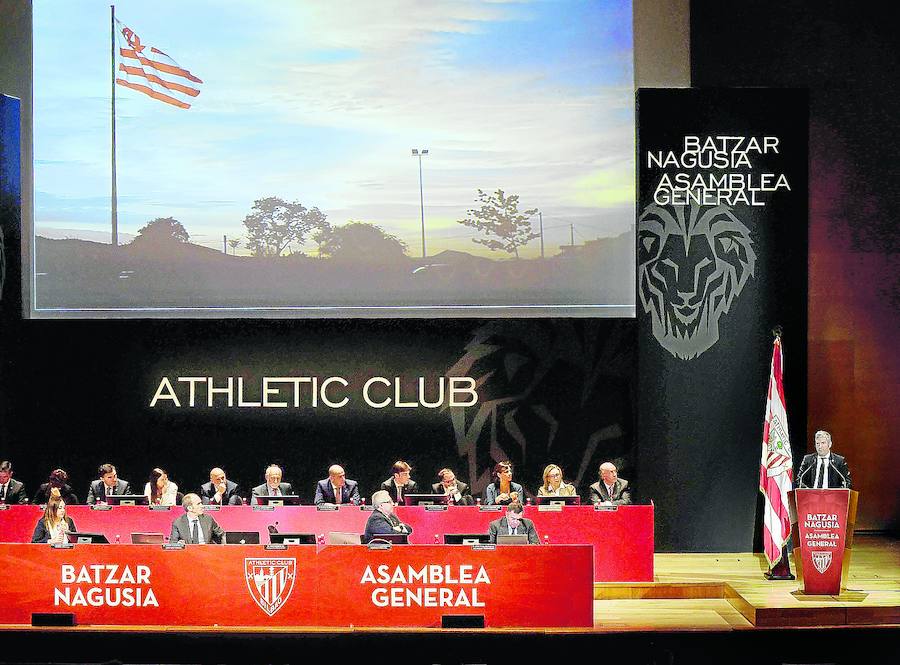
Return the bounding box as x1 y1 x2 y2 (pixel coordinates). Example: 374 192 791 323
636 88 808 551
0 319 635 509
0 95 21 319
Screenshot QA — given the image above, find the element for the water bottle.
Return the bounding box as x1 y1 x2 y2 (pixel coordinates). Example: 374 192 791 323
434 534 440 544
115 534 120 544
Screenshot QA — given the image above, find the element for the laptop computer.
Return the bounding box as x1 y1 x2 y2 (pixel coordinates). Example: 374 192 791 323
224 530 260 545
131 532 165 545
443 533 491 545
105 494 150 506
269 532 317 545
66 532 110 544
496 533 529 545
327 531 361 545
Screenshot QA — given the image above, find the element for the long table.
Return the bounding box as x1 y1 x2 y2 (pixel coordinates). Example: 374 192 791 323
0 543 594 628
0 504 653 581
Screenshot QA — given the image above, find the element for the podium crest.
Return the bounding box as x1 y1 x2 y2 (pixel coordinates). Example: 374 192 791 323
811 550 832 574
244 558 296 616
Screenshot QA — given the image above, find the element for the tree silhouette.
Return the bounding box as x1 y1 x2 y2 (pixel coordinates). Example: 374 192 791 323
242 197 327 257
227 237 241 255
316 222 408 262
457 189 539 258
133 217 190 245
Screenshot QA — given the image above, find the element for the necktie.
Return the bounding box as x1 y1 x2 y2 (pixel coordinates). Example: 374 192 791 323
106 485 112 496
1 484 6 501
334 487 341 504
272 488 279 496
814 458 823 488
191 519 199 545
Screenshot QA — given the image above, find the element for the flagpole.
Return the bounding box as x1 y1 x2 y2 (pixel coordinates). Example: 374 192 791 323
110 4 118 246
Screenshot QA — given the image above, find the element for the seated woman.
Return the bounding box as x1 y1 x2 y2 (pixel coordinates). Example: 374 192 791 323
483 461 524 506
32 468 80 505
144 467 179 506
32 490 76 544
537 464 577 497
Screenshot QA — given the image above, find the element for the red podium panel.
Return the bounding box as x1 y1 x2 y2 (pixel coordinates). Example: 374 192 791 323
0 544 592 628
789 489 857 595
0 504 653 582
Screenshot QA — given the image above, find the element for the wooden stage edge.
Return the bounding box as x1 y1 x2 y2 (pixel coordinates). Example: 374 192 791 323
1 535 896 636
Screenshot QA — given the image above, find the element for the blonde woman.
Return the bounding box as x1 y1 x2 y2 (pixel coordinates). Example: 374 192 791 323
537 464 577 497
31 490 76 543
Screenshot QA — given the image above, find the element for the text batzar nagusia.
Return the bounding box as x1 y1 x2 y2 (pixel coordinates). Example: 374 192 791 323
150 376 479 409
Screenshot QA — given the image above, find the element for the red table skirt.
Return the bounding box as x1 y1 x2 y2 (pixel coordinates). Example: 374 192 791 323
0 543 593 628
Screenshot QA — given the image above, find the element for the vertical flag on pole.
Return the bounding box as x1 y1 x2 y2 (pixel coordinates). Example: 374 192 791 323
759 336 794 572
113 19 203 109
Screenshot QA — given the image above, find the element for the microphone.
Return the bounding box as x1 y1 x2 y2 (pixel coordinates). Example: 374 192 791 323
828 460 849 489
796 462 815 488
267 521 279 534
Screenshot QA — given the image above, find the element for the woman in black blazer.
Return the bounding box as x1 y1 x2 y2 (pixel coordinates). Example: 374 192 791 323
32 491 77 543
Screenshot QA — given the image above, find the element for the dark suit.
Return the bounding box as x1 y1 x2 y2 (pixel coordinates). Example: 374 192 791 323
314 478 361 505
363 508 412 544
31 516 77 543
796 453 852 489
0 478 27 504
33 483 79 506
199 479 243 506
589 478 633 506
430 481 474 505
380 478 419 504
251 482 295 502
170 512 225 544
86 478 133 505
488 515 539 544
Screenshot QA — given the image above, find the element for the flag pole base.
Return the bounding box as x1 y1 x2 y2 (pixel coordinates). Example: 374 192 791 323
764 570 795 581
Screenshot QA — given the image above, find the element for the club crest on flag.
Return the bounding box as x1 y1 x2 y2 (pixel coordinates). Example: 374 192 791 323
811 550 833 575
244 558 296 616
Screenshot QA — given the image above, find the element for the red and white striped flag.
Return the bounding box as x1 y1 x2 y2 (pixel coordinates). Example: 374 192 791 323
759 337 794 567
114 19 203 109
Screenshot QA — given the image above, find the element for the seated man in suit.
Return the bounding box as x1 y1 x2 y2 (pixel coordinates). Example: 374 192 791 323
170 493 225 544
796 430 852 489
589 461 633 506
314 464 361 505
364 490 413 544
488 501 539 544
199 467 243 506
251 464 294 503
431 468 474 505
0 460 28 504
379 460 419 505
86 463 133 505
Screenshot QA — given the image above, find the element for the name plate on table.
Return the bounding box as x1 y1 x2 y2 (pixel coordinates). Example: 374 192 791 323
252 505 275 512
90 505 112 511
538 503 563 512
594 504 618 512
149 505 172 512
316 504 339 511
265 544 287 551
360 505 375 511
163 542 185 550
425 505 448 512
0 505 9 511
51 542 74 549
473 544 496 551
478 505 503 512
203 505 221 511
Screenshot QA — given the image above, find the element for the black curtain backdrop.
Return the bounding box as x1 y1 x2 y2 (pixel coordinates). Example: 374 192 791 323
636 88 808 551
0 318 636 509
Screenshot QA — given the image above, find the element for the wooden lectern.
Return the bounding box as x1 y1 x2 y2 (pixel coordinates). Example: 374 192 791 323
788 489 858 595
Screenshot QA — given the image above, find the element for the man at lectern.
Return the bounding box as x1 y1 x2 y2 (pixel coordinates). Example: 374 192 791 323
796 430 852 489
487 501 540 544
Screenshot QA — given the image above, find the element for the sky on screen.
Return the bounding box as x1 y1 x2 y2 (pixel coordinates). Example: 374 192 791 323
33 0 634 257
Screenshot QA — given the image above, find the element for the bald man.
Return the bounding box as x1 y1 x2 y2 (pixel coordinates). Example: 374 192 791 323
314 464 361 505
199 467 243 506
589 462 633 506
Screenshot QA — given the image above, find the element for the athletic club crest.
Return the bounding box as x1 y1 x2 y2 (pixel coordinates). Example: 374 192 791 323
811 551 833 575
244 558 296 616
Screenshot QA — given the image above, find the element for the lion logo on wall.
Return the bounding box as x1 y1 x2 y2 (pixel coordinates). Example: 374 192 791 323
638 203 756 360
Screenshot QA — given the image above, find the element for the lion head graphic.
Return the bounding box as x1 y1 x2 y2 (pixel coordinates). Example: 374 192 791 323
638 203 757 360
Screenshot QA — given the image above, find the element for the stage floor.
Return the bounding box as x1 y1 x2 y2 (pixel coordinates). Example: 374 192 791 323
594 533 899 630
